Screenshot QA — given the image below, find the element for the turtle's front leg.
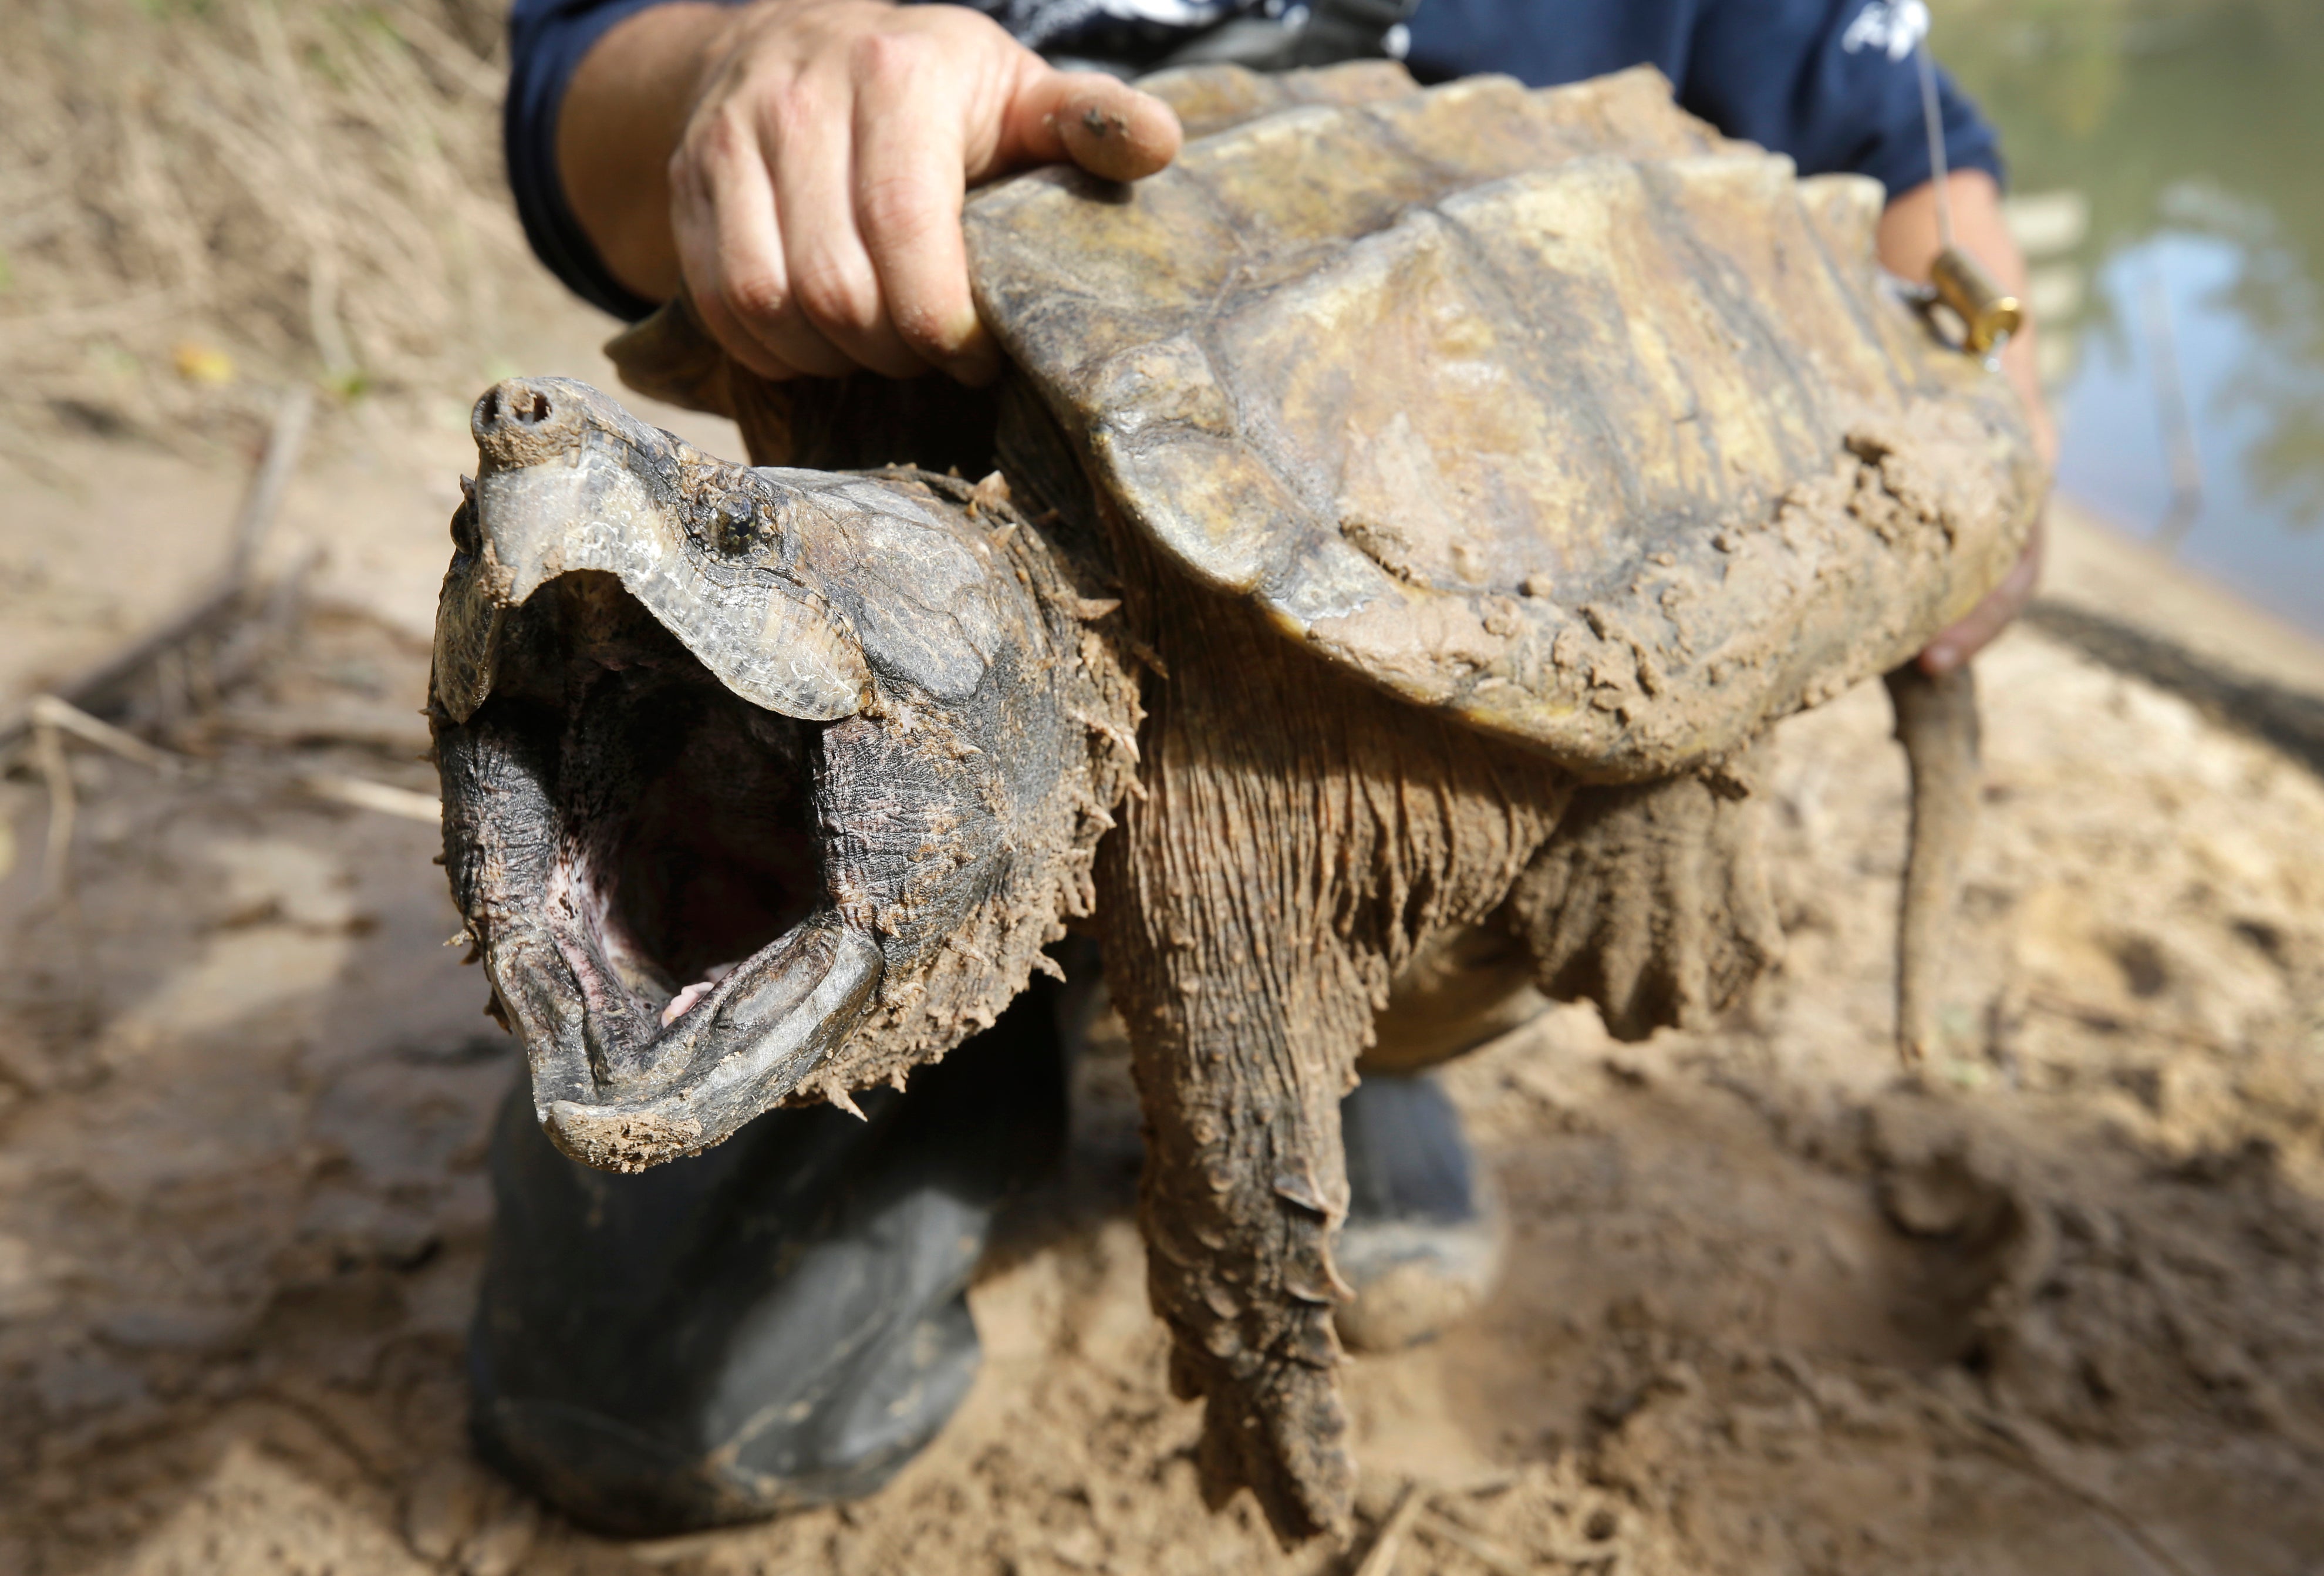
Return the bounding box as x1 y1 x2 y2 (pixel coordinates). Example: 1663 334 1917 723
1087 590 1394 1543
1099 749 1371 1543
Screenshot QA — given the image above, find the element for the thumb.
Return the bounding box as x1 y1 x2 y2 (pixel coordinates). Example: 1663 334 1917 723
996 68 1182 183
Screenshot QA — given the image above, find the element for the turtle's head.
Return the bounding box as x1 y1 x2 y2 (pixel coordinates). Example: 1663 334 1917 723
431 378 1126 1171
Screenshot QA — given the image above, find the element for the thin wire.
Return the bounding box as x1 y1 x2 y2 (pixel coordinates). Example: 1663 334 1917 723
1915 36 1956 250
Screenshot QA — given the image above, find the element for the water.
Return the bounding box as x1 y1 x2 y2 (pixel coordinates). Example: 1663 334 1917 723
1940 0 2324 635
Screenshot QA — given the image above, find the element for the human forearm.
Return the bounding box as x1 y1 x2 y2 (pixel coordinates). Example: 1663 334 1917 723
1876 171 2052 673
559 2 733 304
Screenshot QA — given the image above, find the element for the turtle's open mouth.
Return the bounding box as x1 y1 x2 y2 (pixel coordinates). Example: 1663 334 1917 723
434 375 1053 1169
440 570 885 1169
545 582 824 1024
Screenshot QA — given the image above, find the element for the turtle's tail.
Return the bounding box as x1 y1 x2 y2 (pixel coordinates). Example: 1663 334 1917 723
1885 663 1982 1069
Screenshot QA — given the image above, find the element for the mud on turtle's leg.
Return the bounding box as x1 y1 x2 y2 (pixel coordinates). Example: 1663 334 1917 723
1102 846 1366 1543
1095 608 1384 1544
1093 536 1568 1541
1097 760 1378 1535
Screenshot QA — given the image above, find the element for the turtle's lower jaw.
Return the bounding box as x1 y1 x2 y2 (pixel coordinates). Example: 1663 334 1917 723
535 911 885 1173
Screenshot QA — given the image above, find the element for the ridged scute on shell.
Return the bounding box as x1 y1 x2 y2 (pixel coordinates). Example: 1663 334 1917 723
964 65 2044 781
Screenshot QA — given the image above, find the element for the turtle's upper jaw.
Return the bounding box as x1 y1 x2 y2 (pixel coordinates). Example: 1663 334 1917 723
440 377 875 727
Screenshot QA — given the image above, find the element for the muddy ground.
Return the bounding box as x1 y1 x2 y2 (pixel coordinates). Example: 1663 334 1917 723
3 402 2321 1576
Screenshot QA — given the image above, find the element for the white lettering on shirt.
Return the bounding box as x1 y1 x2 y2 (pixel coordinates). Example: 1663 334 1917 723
1841 0 1931 63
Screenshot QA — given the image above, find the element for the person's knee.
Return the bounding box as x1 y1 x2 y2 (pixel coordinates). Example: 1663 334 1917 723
463 982 1072 1534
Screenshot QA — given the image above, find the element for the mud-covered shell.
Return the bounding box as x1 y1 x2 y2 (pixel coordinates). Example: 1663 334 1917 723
964 65 2045 779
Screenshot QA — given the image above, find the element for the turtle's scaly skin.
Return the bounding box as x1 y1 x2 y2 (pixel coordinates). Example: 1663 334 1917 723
1087 521 1787 1537
441 62 2036 1543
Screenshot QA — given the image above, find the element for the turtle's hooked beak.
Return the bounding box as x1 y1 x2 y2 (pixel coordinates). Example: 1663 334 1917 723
433 378 891 1170
437 377 873 726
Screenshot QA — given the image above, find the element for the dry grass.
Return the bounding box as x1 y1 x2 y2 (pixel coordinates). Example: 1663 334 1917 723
0 0 534 457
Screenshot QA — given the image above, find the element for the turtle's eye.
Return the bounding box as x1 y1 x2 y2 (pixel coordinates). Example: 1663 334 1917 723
687 491 764 557
715 497 757 555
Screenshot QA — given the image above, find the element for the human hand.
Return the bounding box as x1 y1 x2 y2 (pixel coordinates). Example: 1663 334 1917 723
1919 291 2054 676
667 0 1180 385
1920 511 2042 675
1878 170 2057 675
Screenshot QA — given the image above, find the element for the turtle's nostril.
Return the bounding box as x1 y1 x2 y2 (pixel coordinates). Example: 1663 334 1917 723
471 378 587 462
475 380 556 433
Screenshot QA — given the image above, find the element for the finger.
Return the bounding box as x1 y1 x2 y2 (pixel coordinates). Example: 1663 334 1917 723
998 69 1182 183
1920 520 2045 675
853 51 1000 383
679 113 859 379
1919 555 2031 674
711 127 858 380
771 56 927 378
669 127 801 381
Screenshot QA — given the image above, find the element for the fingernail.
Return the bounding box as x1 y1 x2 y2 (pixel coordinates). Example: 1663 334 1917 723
1921 644 1960 675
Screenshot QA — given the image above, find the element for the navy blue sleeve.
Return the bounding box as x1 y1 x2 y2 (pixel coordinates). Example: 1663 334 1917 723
1675 1 2002 195
505 0 682 321
1403 0 1697 92
507 0 2006 318
1404 0 2002 197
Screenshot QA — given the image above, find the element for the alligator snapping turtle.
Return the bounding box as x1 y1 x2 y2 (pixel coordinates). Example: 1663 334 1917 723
430 63 2041 1540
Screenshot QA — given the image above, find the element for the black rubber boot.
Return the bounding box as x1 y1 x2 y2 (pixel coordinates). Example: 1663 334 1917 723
1335 1072 1506 1353
468 982 1066 1536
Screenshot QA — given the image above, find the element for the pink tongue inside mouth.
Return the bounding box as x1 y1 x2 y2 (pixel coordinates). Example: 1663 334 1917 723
659 961 738 1027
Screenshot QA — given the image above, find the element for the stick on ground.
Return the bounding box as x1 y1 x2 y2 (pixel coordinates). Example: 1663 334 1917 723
1352 1481 1428 1576
0 387 314 759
